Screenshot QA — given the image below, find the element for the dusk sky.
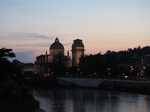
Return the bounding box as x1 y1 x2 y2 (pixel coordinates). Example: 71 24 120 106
0 0 150 62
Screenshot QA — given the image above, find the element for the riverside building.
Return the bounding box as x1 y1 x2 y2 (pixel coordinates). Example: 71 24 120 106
35 38 85 74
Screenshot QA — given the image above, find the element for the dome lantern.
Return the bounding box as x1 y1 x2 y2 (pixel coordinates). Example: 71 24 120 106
55 37 59 43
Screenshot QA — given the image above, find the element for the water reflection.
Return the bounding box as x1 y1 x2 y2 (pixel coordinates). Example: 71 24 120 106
33 88 150 112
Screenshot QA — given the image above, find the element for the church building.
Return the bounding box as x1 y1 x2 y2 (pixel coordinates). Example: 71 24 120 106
35 37 85 74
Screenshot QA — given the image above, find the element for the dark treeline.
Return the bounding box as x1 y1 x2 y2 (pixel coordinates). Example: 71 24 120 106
68 46 150 78
0 48 39 112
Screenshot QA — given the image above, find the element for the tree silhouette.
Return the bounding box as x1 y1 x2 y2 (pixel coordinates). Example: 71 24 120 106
0 48 39 112
0 48 15 81
78 46 150 78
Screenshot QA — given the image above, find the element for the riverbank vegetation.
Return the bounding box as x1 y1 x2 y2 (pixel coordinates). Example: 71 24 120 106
0 48 39 112
78 46 150 77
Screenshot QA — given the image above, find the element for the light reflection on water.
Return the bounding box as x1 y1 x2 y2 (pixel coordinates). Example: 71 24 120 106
33 88 150 112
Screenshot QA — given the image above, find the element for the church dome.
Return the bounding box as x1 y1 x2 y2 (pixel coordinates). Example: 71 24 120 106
50 38 64 50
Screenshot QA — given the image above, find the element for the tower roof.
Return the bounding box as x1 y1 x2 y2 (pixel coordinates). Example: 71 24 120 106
50 38 64 50
72 39 84 47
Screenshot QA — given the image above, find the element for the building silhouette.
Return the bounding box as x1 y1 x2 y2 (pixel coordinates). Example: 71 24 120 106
35 38 84 74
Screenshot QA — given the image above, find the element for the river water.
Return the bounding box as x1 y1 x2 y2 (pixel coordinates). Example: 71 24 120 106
33 88 150 112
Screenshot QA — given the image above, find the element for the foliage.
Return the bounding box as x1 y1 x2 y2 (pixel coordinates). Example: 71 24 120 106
145 66 150 76
49 54 67 76
79 53 105 75
0 48 16 81
77 46 150 77
0 48 39 112
0 48 15 59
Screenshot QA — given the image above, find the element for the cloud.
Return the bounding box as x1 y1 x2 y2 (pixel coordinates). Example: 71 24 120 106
1 33 73 62
2 32 53 40
0 32 54 51
12 50 36 63
12 42 51 47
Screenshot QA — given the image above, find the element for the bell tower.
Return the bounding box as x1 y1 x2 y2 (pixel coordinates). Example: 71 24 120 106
72 39 85 66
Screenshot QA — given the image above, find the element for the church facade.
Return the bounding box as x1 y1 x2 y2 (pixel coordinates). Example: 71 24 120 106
35 38 85 74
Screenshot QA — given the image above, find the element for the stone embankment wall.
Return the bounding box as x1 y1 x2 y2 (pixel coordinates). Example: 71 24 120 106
58 78 150 94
